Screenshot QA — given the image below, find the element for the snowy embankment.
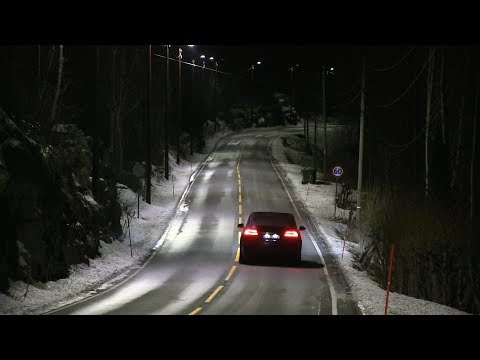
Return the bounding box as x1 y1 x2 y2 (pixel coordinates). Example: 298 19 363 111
0 130 232 315
0 125 469 315
271 135 469 315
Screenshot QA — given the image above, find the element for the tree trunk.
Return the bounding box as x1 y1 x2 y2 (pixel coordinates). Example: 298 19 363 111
425 47 435 199
50 45 64 126
440 49 446 146
36 45 55 126
451 96 465 190
471 86 478 221
146 45 152 204
92 46 100 201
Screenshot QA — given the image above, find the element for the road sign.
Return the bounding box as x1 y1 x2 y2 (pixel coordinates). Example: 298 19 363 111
332 165 343 178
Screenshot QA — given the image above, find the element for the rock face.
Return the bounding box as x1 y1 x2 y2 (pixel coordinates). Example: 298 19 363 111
0 111 121 292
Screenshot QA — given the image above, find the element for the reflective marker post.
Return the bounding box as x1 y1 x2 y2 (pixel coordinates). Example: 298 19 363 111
385 243 395 315
334 177 338 219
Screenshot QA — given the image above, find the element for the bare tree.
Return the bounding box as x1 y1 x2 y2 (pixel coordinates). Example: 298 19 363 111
451 96 465 191
109 47 139 176
425 47 435 199
471 86 478 221
50 45 64 125
36 45 55 126
440 48 447 146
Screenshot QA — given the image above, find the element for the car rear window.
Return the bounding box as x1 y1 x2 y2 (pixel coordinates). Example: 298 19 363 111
249 213 297 227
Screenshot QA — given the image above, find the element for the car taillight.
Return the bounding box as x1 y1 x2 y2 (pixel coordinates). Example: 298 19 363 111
243 227 258 236
284 230 299 238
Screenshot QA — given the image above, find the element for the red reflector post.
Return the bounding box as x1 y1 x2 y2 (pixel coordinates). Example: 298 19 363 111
284 230 299 238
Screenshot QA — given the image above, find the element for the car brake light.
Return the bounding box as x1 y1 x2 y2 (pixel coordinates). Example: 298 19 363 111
284 230 299 238
243 227 258 236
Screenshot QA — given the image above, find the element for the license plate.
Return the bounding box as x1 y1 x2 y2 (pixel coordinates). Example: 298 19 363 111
263 233 280 242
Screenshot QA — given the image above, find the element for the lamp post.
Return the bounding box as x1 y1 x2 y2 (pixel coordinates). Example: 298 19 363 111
213 58 218 132
289 64 299 126
322 65 335 179
176 47 182 165
200 54 206 80
251 64 254 126
164 45 170 180
145 44 152 204
250 61 261 126
190 58 195 156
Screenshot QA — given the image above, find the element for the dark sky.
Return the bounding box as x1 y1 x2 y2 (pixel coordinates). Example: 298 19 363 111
177 44 364 95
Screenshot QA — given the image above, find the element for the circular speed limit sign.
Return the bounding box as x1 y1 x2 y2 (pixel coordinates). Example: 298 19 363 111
332 165 344 178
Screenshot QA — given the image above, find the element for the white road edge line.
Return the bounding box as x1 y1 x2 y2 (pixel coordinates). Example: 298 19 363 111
43 141 217 315
269 137 338 316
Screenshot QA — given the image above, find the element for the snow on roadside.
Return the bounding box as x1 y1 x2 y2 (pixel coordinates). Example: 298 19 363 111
0 129 232 315
271 135 469 315
0 124 469 315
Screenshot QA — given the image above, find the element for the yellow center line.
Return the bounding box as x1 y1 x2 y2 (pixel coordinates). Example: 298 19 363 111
238 194 242 203
235 247 240 262
205 285 224 303
189 307 202 315
225 266 237 281
238 231 241 244
238 179 241 186
238 204 242 214
239 216 242 224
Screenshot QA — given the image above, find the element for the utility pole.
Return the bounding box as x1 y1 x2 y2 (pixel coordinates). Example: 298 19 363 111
290 67 294 126
289 64 299 126
322 64 327 178
164 45 170 180
214 61 218 132
146 45 152 204
251 65 254 126
190 59 195 156
356 56 366 221
314 113 317 169
177 47 182 165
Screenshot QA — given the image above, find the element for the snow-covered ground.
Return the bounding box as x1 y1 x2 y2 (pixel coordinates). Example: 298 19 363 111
270 131 470 315
0 124 469 315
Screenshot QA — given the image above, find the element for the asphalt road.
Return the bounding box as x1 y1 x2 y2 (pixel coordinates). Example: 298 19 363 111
50 127 361 315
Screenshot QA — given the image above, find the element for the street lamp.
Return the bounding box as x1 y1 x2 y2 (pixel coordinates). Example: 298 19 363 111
191 58 195 156
145 45 152 204
164 44 170 180
288 64 300 126
322 64 335 178
250 61 262 126
176 47 182 165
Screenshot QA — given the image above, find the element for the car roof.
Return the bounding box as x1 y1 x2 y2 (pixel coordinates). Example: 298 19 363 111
248 212 297 226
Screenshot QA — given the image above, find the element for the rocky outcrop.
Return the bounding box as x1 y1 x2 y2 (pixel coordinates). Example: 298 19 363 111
0 111 121 292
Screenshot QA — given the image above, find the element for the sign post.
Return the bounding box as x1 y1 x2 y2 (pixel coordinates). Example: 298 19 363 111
332 165 344 219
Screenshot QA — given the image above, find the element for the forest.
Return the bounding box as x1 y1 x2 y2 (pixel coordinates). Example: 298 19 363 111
0 45 478 313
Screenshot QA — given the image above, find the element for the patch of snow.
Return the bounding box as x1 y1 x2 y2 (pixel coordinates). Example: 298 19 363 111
270 136 470 315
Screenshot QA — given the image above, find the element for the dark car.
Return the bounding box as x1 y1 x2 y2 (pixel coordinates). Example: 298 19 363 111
238 212 305 265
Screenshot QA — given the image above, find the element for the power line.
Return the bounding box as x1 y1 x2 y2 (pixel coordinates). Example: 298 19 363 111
153 53 233 75
337 78 361 96
374 51 432 109
369 47 416 72
336 89 361 107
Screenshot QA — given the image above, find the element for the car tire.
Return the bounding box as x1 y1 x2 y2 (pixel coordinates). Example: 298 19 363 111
239 245 247 264
292 249 301 266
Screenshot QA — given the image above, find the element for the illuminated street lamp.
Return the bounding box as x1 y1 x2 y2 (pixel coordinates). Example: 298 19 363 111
288 63 300 125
